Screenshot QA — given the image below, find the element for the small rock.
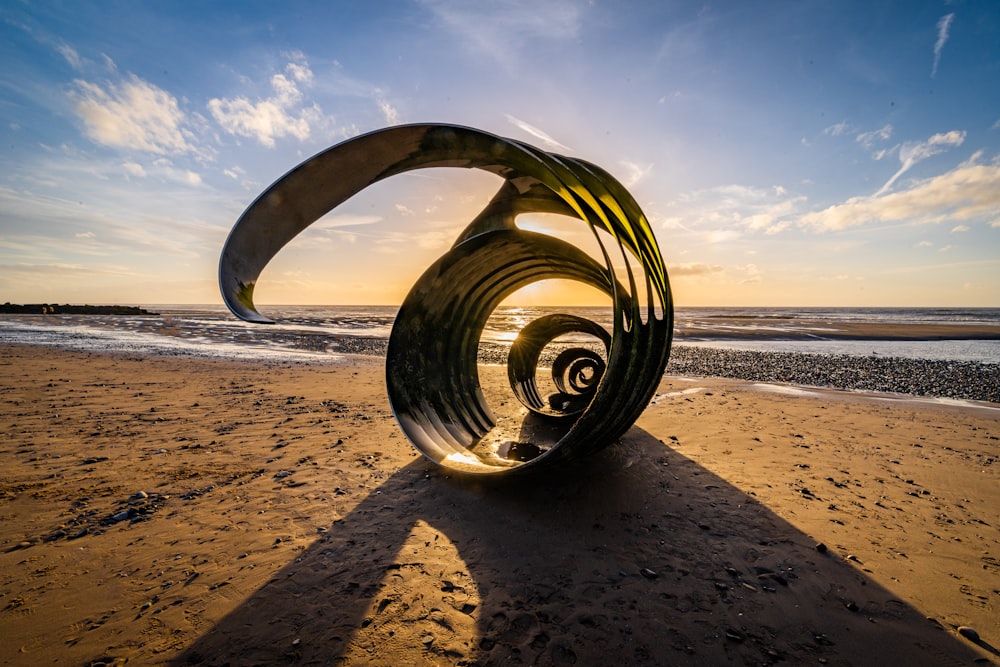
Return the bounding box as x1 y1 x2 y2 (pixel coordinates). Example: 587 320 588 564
132 491 148 500
816 543 828 553
845 600 859 612
957 626 980 642
640 567 659 580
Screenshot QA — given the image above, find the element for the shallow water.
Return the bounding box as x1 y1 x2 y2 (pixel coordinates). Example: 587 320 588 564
1 304 998 364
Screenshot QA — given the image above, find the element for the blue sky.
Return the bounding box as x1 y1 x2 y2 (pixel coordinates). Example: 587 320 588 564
2 0 998 307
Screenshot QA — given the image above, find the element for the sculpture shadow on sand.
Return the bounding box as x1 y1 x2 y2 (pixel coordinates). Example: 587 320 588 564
174 425 988 666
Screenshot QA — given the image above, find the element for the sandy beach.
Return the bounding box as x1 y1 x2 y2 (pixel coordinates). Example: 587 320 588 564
1 343 997 665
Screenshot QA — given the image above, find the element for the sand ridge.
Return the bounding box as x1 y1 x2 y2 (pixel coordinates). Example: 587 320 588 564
0 344 997 665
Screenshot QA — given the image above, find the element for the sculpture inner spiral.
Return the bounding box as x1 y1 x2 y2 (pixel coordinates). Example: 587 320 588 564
219 124 673 475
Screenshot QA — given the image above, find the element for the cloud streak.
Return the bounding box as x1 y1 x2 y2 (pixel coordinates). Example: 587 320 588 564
874 130 965 196
505 114 572 152
932 13 955 78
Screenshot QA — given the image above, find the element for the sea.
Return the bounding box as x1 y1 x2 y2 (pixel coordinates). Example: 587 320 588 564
1 305 998 365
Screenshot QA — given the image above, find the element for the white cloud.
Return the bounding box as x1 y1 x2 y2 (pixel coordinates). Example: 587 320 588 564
394 204 415 216
875 130 965 196
856 124 892 150
71 74 195 154
951 224 970 232
658 217 688 231
932 13 955 78
505 114 572 152
799 160 1000 231
617 161 653 188
939 244 953 252
707 229 741 243
75 231 96 239
208 60 325 148
916 240 933 247
667 262 724 277
122 161 146 177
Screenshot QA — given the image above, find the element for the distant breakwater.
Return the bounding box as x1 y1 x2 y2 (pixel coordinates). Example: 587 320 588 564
0 303 156 315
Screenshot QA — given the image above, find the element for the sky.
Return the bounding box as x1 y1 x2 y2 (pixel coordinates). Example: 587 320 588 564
2 0 999 308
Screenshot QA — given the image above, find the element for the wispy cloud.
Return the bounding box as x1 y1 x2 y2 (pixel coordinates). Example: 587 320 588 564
951 224 970 232
70 74 196 155
856 124 893 150
663 184 804 236
799 160 1000 231
822 120 852 137
312 213 382 231
932 13 955 78
419 0 582 69
505 114 572 152
57 43 83 70
375 91 400 125
208 57 326 148
875 130 965 196
667 262 724 277
739 263 761 285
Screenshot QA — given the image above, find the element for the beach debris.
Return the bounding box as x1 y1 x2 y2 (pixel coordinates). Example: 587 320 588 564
220 124 672 476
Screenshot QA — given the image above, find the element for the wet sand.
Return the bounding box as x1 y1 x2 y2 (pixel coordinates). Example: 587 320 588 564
0 343 997 665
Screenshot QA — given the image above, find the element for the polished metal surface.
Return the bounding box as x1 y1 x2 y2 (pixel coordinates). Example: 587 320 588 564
220 124 672 475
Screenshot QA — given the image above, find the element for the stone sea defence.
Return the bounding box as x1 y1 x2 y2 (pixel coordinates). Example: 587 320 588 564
0 303 155 315
666 346 1000 404
328 336 998 404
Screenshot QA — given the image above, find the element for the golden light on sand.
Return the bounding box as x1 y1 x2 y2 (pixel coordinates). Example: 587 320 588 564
342 520 481 662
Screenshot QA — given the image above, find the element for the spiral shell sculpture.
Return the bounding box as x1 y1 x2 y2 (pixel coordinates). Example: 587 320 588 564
220 124 672 475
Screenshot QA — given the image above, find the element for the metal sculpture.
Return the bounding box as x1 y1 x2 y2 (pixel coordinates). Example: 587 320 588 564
220 124 672 475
